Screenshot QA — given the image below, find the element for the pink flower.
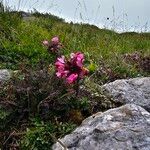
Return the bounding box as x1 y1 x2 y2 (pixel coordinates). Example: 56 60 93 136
66 73 78 84
56 70 69 78
51 36 59 45
55 52 88 84
56 72 62 78
55 56 70 78
55 62 65 68
42 40 49 47
57 56 65 63
71 52 84 67
42 36 62 54
55 56 65 69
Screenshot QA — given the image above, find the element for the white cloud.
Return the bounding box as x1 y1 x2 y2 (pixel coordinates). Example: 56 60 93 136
5 0 150 32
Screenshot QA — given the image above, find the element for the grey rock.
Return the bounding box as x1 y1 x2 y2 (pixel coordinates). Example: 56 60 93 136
52 104 150 150
0 69 11 83
20 11 31 17
102 77 150 112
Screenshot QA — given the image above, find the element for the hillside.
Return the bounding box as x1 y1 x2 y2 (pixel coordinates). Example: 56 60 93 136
0 3 150 149
1 10 150 76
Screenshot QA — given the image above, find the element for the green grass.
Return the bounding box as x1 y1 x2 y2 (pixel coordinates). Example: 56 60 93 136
0 9 150 77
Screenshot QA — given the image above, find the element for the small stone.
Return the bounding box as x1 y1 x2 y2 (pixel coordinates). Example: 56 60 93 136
0 69 11 83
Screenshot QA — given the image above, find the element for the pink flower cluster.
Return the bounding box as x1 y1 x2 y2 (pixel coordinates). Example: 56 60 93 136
55 52 89 84
42 36 62 53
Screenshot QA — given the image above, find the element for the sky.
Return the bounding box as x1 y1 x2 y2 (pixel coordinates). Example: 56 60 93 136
4 0 150 32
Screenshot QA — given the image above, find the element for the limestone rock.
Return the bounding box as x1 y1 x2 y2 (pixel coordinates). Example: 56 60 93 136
0 69 11 83
102 77 150 111
52 104 150 150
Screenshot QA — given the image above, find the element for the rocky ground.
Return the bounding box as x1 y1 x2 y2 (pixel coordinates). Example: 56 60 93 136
52 77 150 150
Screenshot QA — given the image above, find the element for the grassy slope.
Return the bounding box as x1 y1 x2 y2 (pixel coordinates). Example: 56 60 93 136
0 11 150 77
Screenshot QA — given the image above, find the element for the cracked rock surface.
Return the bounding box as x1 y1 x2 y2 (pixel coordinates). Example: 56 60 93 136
102 77 150 112
52 104 150 150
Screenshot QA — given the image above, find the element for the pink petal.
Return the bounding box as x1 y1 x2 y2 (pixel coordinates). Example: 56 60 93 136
76 60 83 67
56 70 69 78
56 72 62 78
55 61 65 68
70 52 84 67
57 56 65 63
42 40 49 47
55 56 66 68
62 70 70 78
51 36 59 44
66 74 78 84
77 53 84 60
